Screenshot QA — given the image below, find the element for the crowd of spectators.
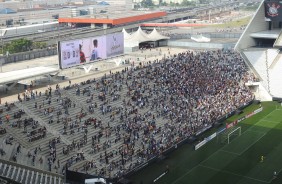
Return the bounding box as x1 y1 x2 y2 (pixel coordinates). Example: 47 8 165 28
0 49 255 179
61 49 254 178
215 25 247 33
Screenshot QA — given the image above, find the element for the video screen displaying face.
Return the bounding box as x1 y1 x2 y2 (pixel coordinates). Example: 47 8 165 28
59 33 124 69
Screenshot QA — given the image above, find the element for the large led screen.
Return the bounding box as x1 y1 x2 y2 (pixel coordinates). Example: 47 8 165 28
58 32 124 69
106 32 124 57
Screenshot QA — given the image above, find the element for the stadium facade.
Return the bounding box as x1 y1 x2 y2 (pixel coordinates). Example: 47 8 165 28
235 0 282 101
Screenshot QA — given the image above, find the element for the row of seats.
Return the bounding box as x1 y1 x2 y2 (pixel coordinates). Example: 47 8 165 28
0 162 62 184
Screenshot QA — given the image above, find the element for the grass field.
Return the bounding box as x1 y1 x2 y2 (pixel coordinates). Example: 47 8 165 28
128 101 282 184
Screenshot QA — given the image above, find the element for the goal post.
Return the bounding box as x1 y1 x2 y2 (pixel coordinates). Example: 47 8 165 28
218 126 242 144
227 126 241 144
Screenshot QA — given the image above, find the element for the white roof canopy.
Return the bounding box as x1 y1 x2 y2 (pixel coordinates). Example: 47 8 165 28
147 28 170 41
123 27 169 46
122 28 132 40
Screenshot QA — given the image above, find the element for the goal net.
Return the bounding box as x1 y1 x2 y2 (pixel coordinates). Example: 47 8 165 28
219 126 241 144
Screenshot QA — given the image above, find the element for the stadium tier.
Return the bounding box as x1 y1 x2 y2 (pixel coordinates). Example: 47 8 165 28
0 49 254 183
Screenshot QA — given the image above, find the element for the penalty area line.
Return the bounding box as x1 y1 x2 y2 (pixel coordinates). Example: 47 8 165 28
219 150 240 156
199 164 269 184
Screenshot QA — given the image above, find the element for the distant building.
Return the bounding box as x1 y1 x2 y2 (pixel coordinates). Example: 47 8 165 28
0 8 16 14
133 0 196 6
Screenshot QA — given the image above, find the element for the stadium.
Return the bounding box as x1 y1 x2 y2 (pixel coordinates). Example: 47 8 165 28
0 0 282 184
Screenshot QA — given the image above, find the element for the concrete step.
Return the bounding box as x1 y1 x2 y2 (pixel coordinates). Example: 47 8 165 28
0 161 64 184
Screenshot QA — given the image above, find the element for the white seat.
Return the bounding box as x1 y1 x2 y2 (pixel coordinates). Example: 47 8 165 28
1 164 7 175
11 166 16 179
44 173 48 184
25 170 30 184
35 172 39 184
5 165 11 177
30 171 34 183
20 169 26 183
15 167 21 182
40 173 44 184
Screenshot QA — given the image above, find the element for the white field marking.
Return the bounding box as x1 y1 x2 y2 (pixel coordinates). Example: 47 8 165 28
237 132 266 155
262 119 281 124
171 109 278 184
267 142 282 183
199 164 269 184
219 149 240 156
245 129 268 134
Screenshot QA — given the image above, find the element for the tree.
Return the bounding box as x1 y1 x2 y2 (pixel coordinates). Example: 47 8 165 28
159 0 167 6
3 38 47 54
6 38 32 54
181 0 195 6
160 1 167 6
141 0 154 7
32 42 47 49
199 0 209 4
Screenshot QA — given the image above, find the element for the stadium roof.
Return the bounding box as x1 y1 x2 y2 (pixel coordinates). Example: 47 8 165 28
0 66 59 85
59 11 166 25
147 28 170 41
122 28 131 39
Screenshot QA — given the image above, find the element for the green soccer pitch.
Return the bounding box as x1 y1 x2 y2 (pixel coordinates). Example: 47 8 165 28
128 101 282 184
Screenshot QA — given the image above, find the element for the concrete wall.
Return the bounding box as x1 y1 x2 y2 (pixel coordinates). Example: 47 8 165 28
124 46 139 53
235 1 269 51
159 40 168 47
168 40 235 50
168 32 241 40
1 48 57 64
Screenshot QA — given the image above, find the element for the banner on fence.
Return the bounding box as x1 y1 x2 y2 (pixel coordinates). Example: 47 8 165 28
195 132 217 150
226 107 263 130
195 139 207 150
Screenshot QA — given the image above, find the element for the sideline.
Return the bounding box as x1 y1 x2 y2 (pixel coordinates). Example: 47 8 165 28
199 164 268 183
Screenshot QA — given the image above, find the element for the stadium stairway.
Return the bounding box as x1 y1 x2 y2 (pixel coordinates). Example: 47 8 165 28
17 91 115 174
13 96 79 171
14 102 71 146
0 158 63 184
63 82 156 176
